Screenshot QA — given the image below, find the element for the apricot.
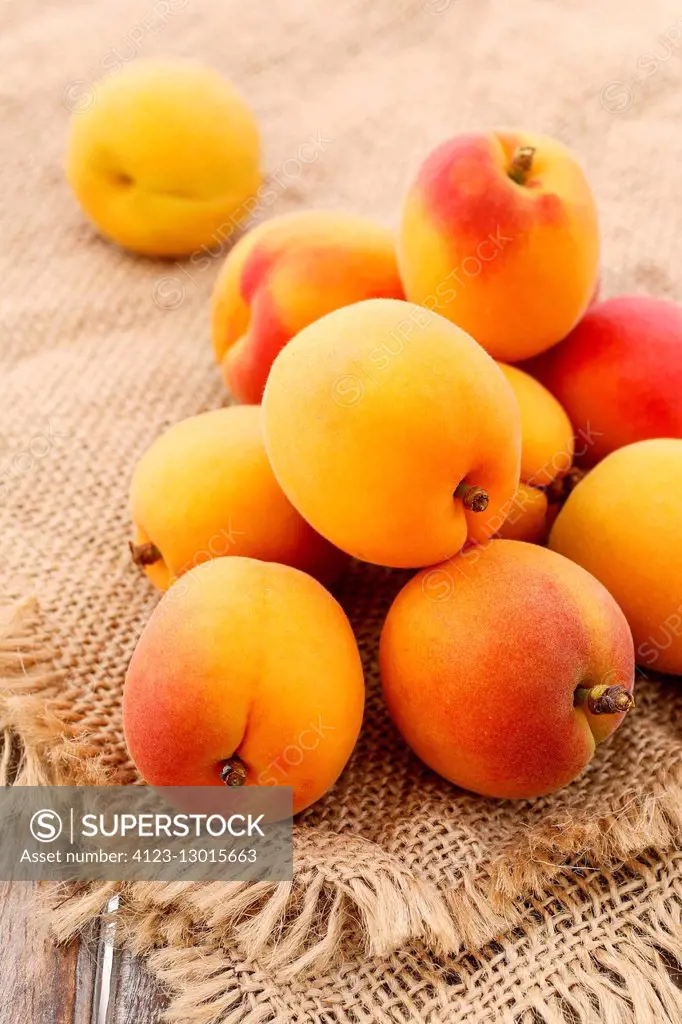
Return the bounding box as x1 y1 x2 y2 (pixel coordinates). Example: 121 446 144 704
123 557 365 814
550 439 682 675
380 540 634 799
212 211 404 404
398 130 599 361
262 299 521 568
493 365 574 544
66 60 261 257
497 364 574 487
129 405 345 591
526 296 682 466
496 483 549 544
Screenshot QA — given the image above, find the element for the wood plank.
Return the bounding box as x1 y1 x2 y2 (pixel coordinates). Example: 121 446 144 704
0 882 86 1024
0 883 169 1024
108 949 168 1024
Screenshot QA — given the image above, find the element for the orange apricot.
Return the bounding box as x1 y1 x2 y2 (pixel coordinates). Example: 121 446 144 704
262 298 521 568
130 405 345 590
550 439 682 674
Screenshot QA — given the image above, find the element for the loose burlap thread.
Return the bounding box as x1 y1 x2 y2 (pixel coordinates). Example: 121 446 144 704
2 0 682 1020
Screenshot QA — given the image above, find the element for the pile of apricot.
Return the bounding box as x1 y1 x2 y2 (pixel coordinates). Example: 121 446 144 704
66 61 681 809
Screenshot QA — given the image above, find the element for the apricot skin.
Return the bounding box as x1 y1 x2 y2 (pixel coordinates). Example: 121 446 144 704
497 364 574 487
130 405 346 591
380 540 634 799
123 558 365 815
212 211 404 404
493 364 574 544
496 483 549 544
262 298 521 569
549 439 682 675
398 130 599 361
66 60 261 257
525 296 682 466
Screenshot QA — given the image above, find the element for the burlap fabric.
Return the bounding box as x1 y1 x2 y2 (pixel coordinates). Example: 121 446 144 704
2 1 682 1020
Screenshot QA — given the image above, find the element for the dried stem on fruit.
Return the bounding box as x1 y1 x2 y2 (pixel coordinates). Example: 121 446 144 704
546 466 587 506
129 541 162 567
220 756 248 787
508 146 536 185
454 482 490 512
574 683 635 715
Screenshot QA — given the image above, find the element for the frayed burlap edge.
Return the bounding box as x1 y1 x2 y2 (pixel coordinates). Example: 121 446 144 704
3 597 682 1023
0 597 113 788
0 597 67 787
103 887 682 1024
42 856 682 1024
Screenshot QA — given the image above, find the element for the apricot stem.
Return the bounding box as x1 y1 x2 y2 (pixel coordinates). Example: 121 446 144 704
574 683 635 715
454 482 490 513
508 146 536 186
129 541 162 567
220 756 247 787
546 466 587 506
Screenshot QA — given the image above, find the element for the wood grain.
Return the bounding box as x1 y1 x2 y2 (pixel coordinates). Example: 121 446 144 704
0 884 168 1024
0 883 91 1024
109 950 168 1024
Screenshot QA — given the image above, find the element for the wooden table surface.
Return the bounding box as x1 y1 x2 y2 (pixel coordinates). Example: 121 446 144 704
0 884 167 1024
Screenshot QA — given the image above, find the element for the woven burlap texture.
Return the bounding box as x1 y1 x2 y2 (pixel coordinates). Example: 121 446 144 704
2 1 682 1021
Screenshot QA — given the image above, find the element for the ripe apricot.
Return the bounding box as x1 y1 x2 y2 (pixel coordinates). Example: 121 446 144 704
123 557 365 815
262 299 521 568
496 483 549 544
398 130 599 361
493 364 574 544
380 540 634 799
212 210 404 404
66 60 261 257
130 405 345 590
550 439 682 674
497 363 574 487
526 296 682 466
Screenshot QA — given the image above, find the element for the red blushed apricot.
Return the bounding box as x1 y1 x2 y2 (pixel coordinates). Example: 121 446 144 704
398 130 599 362
524 296 682 466
211 210 404 404
123 557 365 815
380 540 634 799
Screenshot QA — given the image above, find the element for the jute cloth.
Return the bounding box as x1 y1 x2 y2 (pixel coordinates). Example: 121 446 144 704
2 1 682 1020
